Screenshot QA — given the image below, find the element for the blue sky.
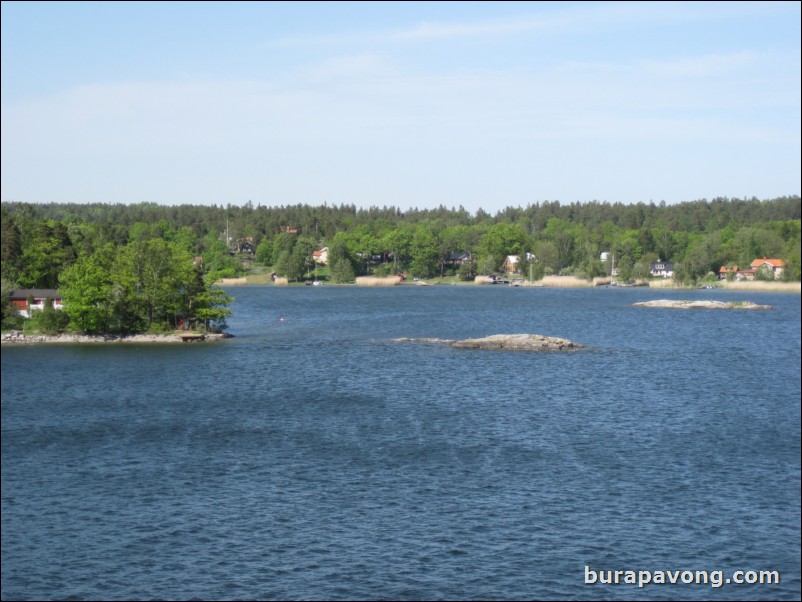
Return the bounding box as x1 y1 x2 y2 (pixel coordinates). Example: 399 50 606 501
1 1 800 213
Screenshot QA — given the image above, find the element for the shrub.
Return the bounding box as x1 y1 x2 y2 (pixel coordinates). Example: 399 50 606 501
28 306 69 335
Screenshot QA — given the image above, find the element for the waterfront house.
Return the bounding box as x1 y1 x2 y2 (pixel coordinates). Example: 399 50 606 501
502 253 536 275
502 255 519 275
719 265 739 280
750 257 786 279
649 260 675 278
9 289 63 318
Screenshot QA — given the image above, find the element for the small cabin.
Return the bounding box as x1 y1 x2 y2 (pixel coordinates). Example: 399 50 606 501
9 289 63 318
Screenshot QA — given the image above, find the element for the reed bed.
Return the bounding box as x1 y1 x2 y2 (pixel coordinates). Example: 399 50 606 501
475 276 495 285
718 280 800 292
273 277 289 286
648 279 678 288
215 277 247 286
540 276 594 287
355 276 403 286
244 273 274 285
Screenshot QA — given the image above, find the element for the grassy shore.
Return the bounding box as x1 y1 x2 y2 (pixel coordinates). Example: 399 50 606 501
217 272 800 292
649 279 800 292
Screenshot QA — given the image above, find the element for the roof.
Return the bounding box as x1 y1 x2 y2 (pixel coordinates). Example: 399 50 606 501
750 258 786 268
719 265 739 272
9 289 61 299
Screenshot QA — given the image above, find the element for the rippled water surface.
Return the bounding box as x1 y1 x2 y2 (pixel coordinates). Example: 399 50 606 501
2 286 800 600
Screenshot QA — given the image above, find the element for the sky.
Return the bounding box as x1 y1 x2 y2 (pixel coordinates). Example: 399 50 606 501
1 1 800 213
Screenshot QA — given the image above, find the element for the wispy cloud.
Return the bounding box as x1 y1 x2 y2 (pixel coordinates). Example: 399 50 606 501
2 1 798 206
271 1 791 47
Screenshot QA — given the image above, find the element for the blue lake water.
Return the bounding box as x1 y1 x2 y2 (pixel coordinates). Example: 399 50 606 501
2 285 800 600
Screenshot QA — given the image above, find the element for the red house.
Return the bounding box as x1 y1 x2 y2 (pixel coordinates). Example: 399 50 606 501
9 289 63 318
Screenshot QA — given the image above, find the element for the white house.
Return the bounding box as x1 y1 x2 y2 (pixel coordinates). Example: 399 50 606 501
649 260 674 278
312 247 329 266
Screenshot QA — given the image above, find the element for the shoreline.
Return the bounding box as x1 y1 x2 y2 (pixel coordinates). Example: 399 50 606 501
217 276 801 292
1 331 234 345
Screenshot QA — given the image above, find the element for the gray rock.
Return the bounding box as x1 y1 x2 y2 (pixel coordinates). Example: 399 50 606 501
633 300 773 310
391 334 582 351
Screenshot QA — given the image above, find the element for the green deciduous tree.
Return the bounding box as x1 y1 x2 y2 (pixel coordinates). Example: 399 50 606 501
59 244 119 333
478 223 529 267
255 237 273 266
19 221 76 288
409 227 439 278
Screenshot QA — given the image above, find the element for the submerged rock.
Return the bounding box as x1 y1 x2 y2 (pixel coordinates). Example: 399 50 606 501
633 300 773 310
391 334 582 351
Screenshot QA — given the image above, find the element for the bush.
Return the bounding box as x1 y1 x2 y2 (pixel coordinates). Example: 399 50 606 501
27 306 70 335
458 261 476 281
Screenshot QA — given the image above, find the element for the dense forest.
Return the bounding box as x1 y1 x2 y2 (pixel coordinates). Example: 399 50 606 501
1 196 800 332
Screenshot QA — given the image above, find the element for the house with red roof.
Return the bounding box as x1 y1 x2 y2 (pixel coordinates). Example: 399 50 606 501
312 247 329 266
750 257 786 279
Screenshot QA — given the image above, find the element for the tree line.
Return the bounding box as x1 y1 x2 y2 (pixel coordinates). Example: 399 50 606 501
1 196 799 321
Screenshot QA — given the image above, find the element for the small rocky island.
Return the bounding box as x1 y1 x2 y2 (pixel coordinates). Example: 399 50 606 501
391 334 583 351
633 299 773 310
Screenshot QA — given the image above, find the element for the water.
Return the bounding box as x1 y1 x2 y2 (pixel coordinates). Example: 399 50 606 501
2 285 800 601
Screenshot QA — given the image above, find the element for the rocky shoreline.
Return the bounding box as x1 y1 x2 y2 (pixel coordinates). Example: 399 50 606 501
1 331 234 345
632 300 773 310
391 334 583 351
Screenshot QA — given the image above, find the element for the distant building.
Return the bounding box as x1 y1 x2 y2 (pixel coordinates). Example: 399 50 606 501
445 251 472 266
312 247 329 266
719 265 739 280
750 257 786 279
502 255 519 274
236 238 255 254
9 289 63 318
649 260 674 278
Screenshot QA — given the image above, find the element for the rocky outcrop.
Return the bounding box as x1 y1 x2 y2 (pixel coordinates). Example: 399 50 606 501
391 334 583 351
1 331 233 345
633 300 773 310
